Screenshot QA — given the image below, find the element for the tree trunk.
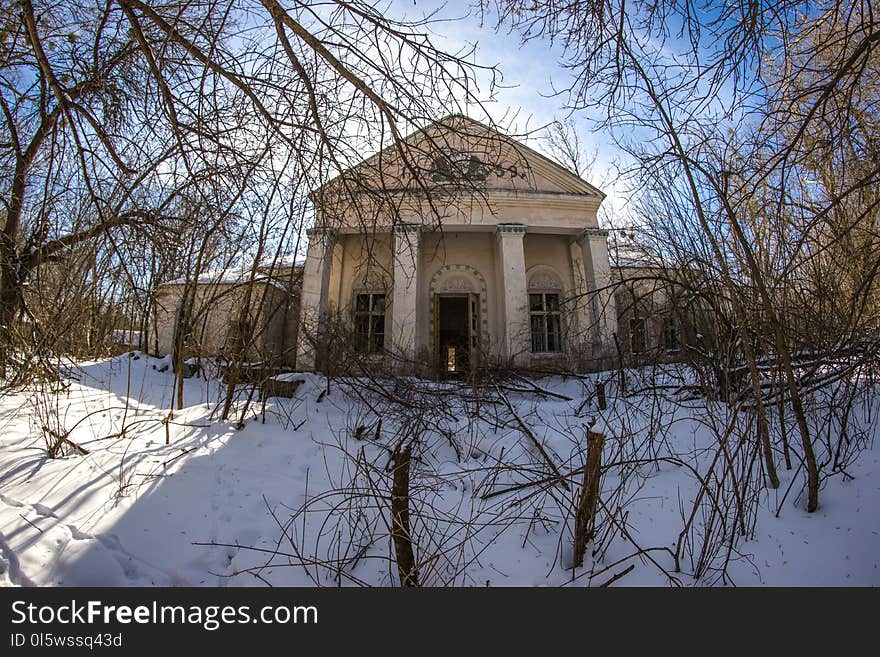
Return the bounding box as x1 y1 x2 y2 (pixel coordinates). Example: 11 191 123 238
390 442 418 587
778 343 819 511
742 337 779 489
0 244 24 377
573 429 605 568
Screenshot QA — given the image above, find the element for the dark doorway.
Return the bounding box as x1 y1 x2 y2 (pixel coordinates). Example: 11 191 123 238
435 294 477 376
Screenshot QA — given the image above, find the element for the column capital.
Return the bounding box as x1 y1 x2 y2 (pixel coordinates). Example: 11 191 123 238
306 226 337 243
496 222 527 237
393 222 422 236
577 227 609 244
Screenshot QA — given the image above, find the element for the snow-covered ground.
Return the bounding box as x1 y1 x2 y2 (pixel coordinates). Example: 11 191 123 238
0 354 877 587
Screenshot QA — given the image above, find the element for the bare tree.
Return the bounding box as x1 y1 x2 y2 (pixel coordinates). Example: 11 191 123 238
1 0 500 386
486 0 880 512
541 118 597 179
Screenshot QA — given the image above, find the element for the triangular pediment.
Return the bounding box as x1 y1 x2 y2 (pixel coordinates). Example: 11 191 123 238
312 115 604 204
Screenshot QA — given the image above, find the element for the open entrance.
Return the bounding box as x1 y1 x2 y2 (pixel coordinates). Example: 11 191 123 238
434 294 478 376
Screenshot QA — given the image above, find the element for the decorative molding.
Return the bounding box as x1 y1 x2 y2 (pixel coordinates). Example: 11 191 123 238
577 227 609 244
496 223 527 237
527 265 564 291
428 264 489 355
306 226 336 238
306 226 337 247
431 152 489 183
310 115 605 202
438 275 472 293
393 222 422 236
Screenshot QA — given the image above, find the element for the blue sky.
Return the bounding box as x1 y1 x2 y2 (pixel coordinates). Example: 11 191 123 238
383 1 629 217
381 1 764 227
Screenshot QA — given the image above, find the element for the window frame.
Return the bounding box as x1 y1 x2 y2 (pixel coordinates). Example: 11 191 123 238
663 313 682 353
629 313 649 354
353 292 387 354
528 291 564 354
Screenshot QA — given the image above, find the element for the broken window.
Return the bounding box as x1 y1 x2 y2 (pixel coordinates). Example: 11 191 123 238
529 292 562 353
664 314 682 352
354 293 385 353
629 314 648 353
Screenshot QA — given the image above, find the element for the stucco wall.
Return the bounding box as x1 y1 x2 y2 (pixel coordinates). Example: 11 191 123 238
296 116 616 373
153 283 296 365
325 229 586 368
612 266 711 365
332 232 395 316
324 194 601 235
313 116 604 236
419 231 501 361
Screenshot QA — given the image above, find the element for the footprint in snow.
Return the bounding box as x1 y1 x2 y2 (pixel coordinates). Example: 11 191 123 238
0 494 26 508
33 503 58 518
66 525 93 541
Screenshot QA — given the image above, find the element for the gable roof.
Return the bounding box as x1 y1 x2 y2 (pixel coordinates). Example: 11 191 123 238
311 114 604 201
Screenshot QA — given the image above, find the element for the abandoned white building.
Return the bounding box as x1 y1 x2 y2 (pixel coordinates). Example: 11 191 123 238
295 115 618 376
152 259 301 367
153 116 697 375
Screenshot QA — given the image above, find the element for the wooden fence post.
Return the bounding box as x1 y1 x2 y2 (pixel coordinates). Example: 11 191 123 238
597 381 607 410
573 429 605 568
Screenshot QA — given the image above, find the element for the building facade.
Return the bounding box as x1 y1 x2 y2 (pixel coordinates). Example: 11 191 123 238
151 118 715 377
296 116 619 375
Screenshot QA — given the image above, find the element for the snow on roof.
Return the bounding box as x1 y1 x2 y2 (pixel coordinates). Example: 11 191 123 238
611 248 658 269
159 254 303 289
257 254 305 270
160 269 287 290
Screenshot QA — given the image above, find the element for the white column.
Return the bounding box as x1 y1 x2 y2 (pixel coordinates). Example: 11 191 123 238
390 223 421 368
496 223 529 366
577 227 618 355
569 241 593 356
326 241 344 316
296 227 335 371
